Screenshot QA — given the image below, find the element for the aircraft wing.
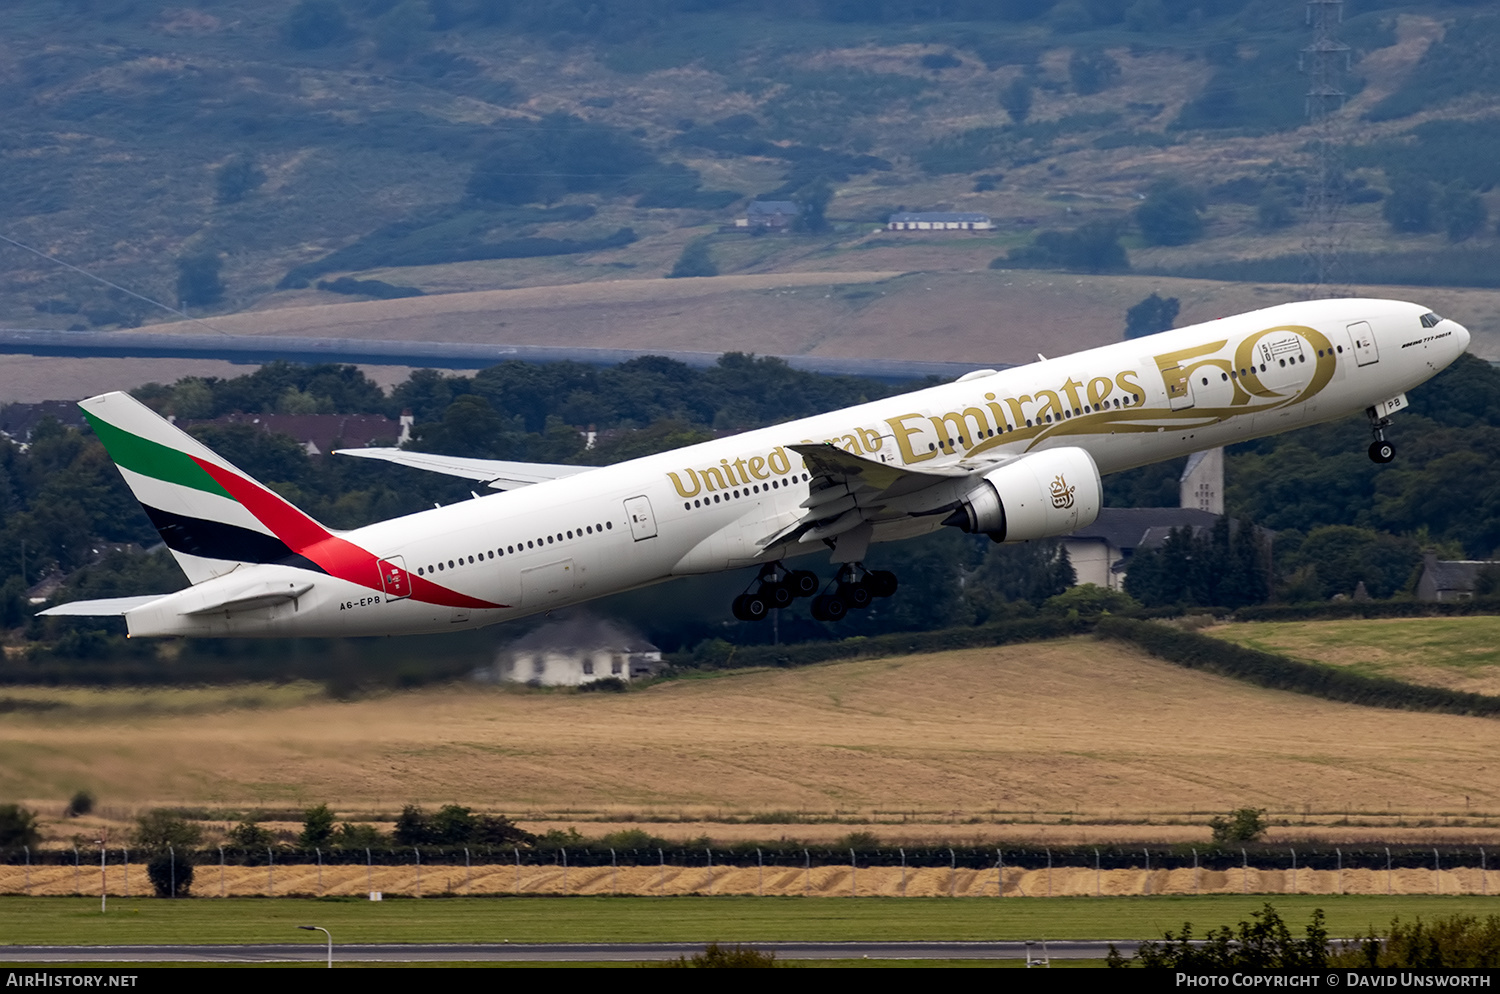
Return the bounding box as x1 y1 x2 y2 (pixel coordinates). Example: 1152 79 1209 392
759 443 976 548
334 447 594 490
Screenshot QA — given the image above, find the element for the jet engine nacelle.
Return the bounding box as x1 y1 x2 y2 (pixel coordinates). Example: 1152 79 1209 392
942 446 1102 543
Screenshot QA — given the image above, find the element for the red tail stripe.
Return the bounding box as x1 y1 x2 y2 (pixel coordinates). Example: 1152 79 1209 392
192 458 504 610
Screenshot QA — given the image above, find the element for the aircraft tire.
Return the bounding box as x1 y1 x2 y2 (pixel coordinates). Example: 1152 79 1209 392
811 594 847 622
867 570 898 598
1369 440 1395 464
742 593 769 621
839 581 873 610
788 570 820 597
763 582 795 609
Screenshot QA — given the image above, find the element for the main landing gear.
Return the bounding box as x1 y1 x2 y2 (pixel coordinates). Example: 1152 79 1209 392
1367 408 1395 464
730 563 898 622
732 563 819 621
809 564 898 623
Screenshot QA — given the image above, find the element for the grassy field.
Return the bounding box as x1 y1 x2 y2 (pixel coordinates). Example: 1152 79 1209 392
0 895 1492 947
1206 618 1500 697
5 639 1500 840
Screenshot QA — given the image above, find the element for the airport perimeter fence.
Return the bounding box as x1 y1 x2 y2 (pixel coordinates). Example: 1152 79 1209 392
2 843 1495 872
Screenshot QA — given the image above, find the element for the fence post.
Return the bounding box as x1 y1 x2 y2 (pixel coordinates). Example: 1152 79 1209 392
900 848 907 898
757 848 763 897
1290 847 1296 894
1046 848 1052 898
317 847 323 896
74 844 80 896
267 847 273 897
514 846 521 894
368 847 373 895
1337 848 1342 895
1242 847 1248 895
123 847 129 899
1193 848 1199 895
706 847 713 895
659 848 665 894
23 845 29 896
465 847 471 895
1433 847 1440 895
1483 847 1488 897
610 848 616 896
170 845 176 899
804 849 810 897
998 848 1004 898
560 847 566 896
949 847 956 898
850 848 856 898
1095 848 1101 898
219 845 225 898
1386 847 1392 895
1143 848 1150 896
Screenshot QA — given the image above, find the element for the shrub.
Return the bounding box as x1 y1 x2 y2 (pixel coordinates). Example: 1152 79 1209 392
175 252 224 308
133 810 203 852
1209 807 1267 843
1124 292 1179 339
1000 78 1032 124
147 852 193 898
1114 904 1328 969
1334 914 1500 968
227 820 275 847
214 155 265 205
300 804 335 847
1383 175 1436 234
999 221 1129 273
0 804 41 849
1136 180 1206 246
666 239 718 279
660 943 779 969
65 791 94 818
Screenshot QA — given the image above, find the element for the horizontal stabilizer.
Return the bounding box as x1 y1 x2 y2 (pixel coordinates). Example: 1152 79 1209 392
334 448 593 490
39 595 171 617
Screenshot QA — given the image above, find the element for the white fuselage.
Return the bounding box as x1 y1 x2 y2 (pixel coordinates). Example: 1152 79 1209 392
123 298 1469 637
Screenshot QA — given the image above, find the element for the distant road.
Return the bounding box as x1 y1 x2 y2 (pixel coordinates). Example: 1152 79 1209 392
0 328 994 384
1 940 1128 963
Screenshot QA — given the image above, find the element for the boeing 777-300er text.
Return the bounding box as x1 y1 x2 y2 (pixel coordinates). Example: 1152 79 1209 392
42 298 1469 636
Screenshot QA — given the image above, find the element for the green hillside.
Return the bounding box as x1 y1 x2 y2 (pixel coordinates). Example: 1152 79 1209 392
2 0 1498 329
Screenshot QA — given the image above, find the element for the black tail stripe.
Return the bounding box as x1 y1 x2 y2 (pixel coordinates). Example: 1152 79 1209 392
142 504 326 573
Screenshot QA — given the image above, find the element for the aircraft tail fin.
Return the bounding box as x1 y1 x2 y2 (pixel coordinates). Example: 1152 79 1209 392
80 392 341 585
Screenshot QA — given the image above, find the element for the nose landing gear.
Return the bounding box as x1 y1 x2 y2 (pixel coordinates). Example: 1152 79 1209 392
1367 408 1396 464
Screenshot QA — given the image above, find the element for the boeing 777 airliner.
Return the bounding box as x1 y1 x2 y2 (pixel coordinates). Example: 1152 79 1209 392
42 297 1468 635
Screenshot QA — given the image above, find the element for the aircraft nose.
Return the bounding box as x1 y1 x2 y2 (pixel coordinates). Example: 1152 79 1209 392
1452 319 1471 354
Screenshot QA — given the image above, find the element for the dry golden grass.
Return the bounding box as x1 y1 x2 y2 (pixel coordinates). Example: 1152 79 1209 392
1 864 1489 899
6 639 1500 842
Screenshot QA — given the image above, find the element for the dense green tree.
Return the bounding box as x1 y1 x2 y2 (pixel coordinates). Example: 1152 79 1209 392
792 182 833 234
175 252 224 308
214 155 266 205
0 804 40 849
1439 184 1488 242
667 238 718 278
1004 221 1129 273
1383 174 1436 234
1124 292 1179 339
133 809 203 852
300 804 336 847
1136 179 1206 246
1000 77 1033 124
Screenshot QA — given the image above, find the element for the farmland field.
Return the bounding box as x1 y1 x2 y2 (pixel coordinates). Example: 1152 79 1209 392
1205 618 1500 697
4 638 1499 840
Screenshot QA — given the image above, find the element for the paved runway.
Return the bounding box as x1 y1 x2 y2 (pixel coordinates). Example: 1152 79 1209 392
2 940 1132 963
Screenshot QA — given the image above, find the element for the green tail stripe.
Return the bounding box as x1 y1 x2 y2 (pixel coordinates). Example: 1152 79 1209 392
84 410 232 500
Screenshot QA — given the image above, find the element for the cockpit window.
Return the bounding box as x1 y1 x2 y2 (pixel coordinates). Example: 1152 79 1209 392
1420 312 1442 328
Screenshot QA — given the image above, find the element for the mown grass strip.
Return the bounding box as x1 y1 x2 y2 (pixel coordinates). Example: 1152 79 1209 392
1097 616 1500 718
1 895 1494 947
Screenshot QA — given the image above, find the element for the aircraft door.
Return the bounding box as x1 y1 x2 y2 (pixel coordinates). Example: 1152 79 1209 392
1163 365 1196 411
1347 321 1380 366
378 557 411 600
624 495 658 541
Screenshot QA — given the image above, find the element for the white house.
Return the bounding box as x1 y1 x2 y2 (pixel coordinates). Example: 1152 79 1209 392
887 211 993 231
490 616 663 687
